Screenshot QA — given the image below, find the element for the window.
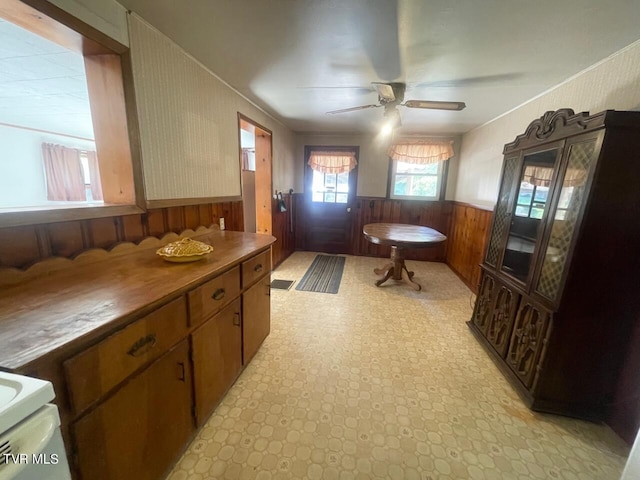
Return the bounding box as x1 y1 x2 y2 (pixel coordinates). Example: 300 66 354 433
0 0 140 227
389 160 444 200
514 182 549 219
311 170 349 203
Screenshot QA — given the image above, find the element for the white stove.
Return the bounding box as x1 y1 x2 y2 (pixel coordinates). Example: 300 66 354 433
0 372 71 480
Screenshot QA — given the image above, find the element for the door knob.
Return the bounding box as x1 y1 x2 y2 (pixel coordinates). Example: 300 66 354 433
346 207 351 213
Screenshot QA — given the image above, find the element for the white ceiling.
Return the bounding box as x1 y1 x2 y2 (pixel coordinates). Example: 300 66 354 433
0 19 94 139
119 0 640 135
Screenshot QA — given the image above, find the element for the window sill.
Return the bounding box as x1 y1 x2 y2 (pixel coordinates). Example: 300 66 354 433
0 204 145 228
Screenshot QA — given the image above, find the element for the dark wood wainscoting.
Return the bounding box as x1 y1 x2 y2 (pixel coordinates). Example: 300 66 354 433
350 198 452 261
271 193 296 268
0 201 244 269
445 202 493 293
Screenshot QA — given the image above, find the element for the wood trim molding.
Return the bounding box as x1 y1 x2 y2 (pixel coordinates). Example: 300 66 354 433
146 197 243 209
16 0 127 53
0 205 144 229
453 201 495 212
0 225 220 287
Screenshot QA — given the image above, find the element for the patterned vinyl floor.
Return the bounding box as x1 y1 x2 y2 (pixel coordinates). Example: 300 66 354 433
167 252 629 480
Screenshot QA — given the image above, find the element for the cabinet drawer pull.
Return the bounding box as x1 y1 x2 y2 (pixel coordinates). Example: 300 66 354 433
233 312 241 326
127 334 157 357
177 361 186 382
211 288 226 301
254 264 263 273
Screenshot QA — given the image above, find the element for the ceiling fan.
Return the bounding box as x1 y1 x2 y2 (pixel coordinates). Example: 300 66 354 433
326 82 466 126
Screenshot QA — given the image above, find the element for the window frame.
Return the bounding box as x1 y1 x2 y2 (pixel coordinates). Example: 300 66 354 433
0 0 145 228
387 157 448 201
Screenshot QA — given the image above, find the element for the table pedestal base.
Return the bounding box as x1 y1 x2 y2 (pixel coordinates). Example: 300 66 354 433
373 246 421 291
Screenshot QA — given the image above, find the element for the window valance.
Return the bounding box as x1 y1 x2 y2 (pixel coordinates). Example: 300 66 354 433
308 151 357 174
523 166 586 187
388 140 454 164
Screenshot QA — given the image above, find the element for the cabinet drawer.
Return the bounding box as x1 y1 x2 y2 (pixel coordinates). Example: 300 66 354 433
64 296 188 414
242 249 271 288
188 266 240 327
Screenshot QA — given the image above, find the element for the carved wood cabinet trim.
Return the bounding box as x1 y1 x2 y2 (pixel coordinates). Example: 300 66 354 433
468 109 640 433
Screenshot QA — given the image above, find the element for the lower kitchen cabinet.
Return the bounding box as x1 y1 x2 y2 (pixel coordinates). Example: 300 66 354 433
192 299 243 425
242 276 271 365
0 229 275 480
72 340 194 480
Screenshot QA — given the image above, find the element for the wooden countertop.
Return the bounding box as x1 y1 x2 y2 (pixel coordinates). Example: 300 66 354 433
0 230 275 372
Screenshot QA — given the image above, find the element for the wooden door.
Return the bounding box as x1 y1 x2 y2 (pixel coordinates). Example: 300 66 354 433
72 340 194 480
303 146 359 254
192 299 242 425
255 131 272 235
486 282 520 357
242 276 270 364
471 272 496 334
506 302 551 388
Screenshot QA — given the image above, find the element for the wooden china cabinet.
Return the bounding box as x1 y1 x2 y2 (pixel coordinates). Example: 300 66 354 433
468 109 640 423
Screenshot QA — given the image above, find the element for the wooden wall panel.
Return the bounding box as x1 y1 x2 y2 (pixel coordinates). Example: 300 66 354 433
121 214 145 243
349 198 452 262
445 203 493 293
86 217 119 249
47 222 85 258
0 226 41 268
0 201 244 270
271 193 295 268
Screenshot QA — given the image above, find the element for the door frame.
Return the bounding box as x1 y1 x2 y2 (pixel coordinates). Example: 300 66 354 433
238 113 273 234
303 145 359 254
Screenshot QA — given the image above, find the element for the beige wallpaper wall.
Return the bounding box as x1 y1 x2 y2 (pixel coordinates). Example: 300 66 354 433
128 14 296 202
295 134 461 199
455 39 640 208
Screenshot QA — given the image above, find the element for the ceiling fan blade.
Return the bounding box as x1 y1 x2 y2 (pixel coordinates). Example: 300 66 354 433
372 82 395 101
415 73 524 89
326 105 381 115
403 100 466 111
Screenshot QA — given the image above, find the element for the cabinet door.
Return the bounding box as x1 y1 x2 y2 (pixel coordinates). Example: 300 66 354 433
486 283 520 357
243 276 271 364
534 136 600 303
72 340 194 480
192 299 242 425
500 146 562 285
471 272 497 334
506 302 551 388
486 156 520 267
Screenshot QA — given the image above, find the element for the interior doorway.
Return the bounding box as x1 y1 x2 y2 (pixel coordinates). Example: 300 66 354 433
238 114 272 235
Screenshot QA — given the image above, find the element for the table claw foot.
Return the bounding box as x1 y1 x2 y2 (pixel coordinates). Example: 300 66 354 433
375 268 394 287
401 267 421 291
374 262 393 276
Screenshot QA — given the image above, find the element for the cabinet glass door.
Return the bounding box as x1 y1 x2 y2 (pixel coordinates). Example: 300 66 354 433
535 139 598 301
486 156 520 267
501 148 559 283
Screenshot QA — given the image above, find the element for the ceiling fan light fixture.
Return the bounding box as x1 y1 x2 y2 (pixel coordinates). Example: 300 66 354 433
372 82 395 101
404 100 467 111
